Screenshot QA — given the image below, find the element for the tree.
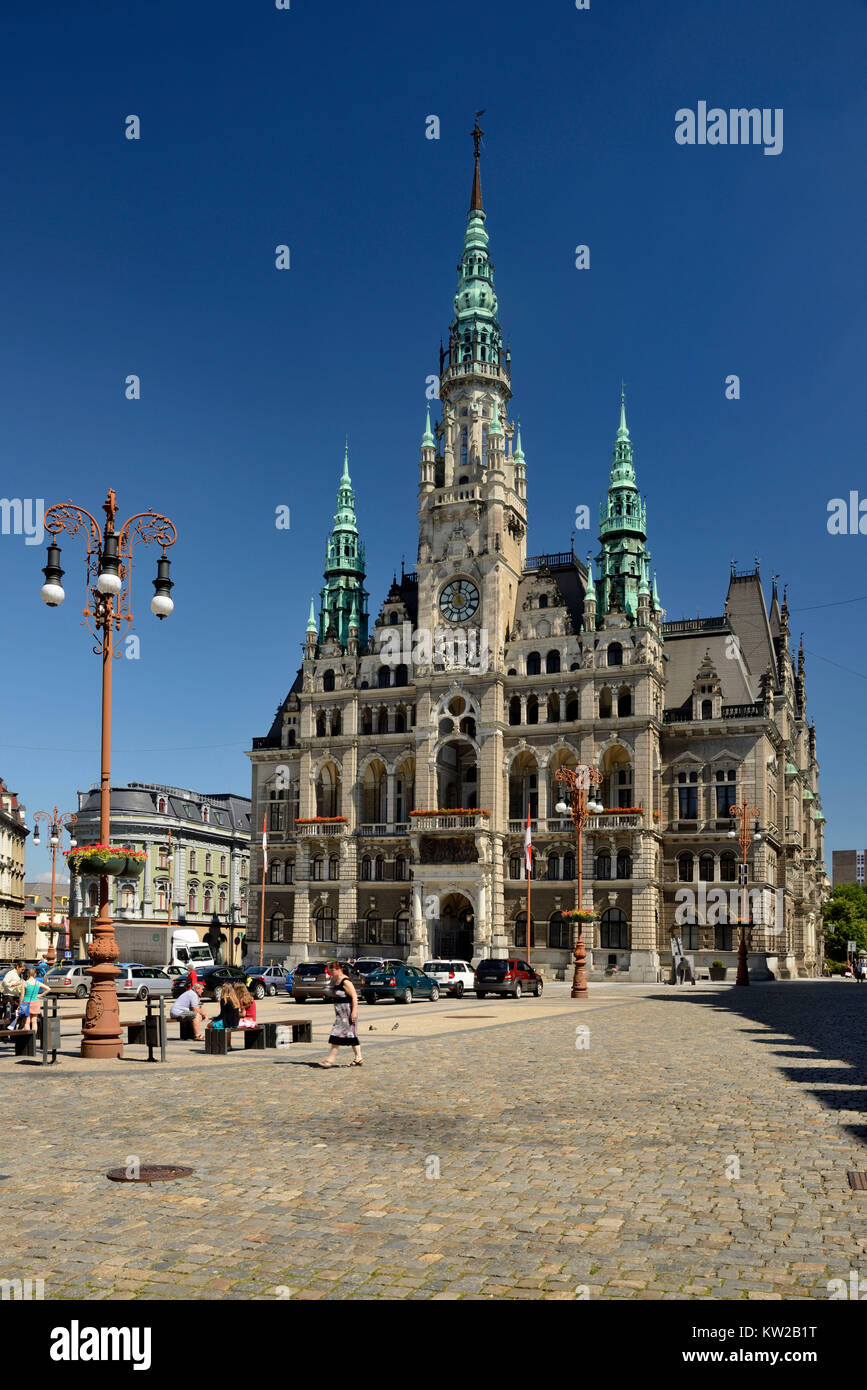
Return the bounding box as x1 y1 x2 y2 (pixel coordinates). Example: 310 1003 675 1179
823 884 867 960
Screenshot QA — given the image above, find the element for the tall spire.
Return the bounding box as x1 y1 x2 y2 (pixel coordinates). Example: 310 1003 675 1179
306 596 317 633
470 112 484 212
597 387 650 621
320 441 369 652
421 403 435 449
446 117 503 373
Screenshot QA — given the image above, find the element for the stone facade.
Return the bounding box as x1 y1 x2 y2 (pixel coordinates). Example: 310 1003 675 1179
247 132 827 980
0 778 28 958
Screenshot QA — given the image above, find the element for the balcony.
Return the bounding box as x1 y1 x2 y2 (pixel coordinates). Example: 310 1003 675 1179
357 823 410 838
586 812 643 831
410 812 490 833
295 820 349 839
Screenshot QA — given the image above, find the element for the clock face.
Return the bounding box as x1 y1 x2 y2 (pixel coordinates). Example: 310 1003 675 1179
439 578 480 623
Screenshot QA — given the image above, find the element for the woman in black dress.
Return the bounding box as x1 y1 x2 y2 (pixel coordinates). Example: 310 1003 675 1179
321 960 362 1067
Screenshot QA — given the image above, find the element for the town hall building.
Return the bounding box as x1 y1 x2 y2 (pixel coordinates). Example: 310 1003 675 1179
247 126 827 981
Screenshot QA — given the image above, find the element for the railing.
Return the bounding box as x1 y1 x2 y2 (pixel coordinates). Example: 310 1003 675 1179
440 360 510 384
295 821 349 838
721 703 764 719
433 485 483 505
410 812 490 832
524 552 576 571
252 735 281 750
357 823 410 838
662 617 727 634
507 817 573 834
586 812 643 830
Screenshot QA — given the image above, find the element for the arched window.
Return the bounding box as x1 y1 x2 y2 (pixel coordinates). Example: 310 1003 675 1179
218 889 227 914
377 666 391 689
311 858 324 881
377 707 389 734
513 911 536 950
360 856 372 881
509 854 522 880
204 853 212 874
395 912 410 945
539 594 548 609
203 888 212 914
328 856 339 881
188 888 198 914
617 687 632 717
699 853 715 882
720 853 737 882
315 907 336 943
287 729 297 747
616 850 632 879
395 664 408 687
526 651 541 676
527 695 539 725
284 861 293 884
596 851 611 880
269 912 285 942
701 698 712 719
509 695 521 725
374 855 385 882
548 912 570 949
599 688 613 718
607 642 623 667
395 708 406 733
600 907 629 949
565 694 579 721
156 884 167 912
361 708 373 735
157 798 167 814
269 861 281 884
316 713 327 737
364 914 381 944
547 693 560 722
563 851 576 879
189 850 198 872
546 650 561 674
88 883 99 910
546 852 559 880
394 855 407 881
331 710 341 736
678 853 695 882
323 669 335 692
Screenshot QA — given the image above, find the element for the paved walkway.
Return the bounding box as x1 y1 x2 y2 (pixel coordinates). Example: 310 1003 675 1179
4 981 867 1299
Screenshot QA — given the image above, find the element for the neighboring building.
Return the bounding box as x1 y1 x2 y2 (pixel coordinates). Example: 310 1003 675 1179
247 127 827 980
68 783 251 963
832 850 865 887
23 881 71 958
0 778 29 958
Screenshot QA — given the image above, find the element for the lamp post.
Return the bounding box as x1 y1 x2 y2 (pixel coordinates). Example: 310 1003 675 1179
31 807 78 965
555 765 604 999
40 489 177 1058
728 798 762 987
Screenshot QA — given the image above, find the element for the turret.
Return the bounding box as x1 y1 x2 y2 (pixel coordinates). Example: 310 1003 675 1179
305 596 317 658
582 556 597 633
597 389 651 621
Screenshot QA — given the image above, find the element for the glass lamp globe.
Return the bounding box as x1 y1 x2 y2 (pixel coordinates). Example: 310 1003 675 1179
69 837 77 848
32 831 41 846
40 581 65 606
151 593 174 618
97 570 122 595
555 801 569 816
50 834 59 848
728 829 737 838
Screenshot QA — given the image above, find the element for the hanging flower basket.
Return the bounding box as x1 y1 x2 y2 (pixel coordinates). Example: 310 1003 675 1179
562 908 597 922
121 849 148 878
64 844 136 877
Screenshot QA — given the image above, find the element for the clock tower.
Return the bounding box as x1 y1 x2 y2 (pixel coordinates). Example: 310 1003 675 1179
416 116 527 671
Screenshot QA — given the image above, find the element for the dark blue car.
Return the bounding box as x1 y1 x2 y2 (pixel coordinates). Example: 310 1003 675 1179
362 963 439 1004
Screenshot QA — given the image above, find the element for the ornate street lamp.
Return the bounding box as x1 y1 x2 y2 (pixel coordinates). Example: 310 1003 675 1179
40 489 177 1058
555 765 604 999
31 807 77 964
728 798 762 987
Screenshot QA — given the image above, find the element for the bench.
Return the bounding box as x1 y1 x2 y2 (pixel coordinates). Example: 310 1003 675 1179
204 1018 312 1055
0 1029 36 1057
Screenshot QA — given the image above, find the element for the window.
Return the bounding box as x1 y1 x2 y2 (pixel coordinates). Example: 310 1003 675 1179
508 696 521 725
218 889 227 914
715 769 737 817
565 695 578 721
188 888 198 913
720 853 736 882
157 798 167 814
331 711 341 736
526 651 541 676
547 853 559 880
205 853 212 874
220 855 227 876
360 856 372 881
189 850 197 873
509 854 522 880
328 856 339 881
701 699 712 719
158 845 168 869
121 886 134 911
527 695 539 725
395 855 407 882
513 912 536 949
677 770 698 819
546 650 561 674
362 709 373 735
315 907 336 943
699 853 715 882
269 861 281 884
365 915 381 944
269 796 285 832
596 851 611 880
678 853 694 882
548 913 570 949
395 912 410 945
270 912 285 942
156 884 167 912
714 923 733 952
377 666 391 689
539 594 548 609
395 664 408 687
312 859 323 881
323 669 335 692
599 689 613 718
681 925 701 950
600 908 629 949
201 806 209 823
563 851 576 879
316 713 327 737
617 687 632 717
616 850 632 879
203 889 212 914
374 855 384 882
607 642 623 667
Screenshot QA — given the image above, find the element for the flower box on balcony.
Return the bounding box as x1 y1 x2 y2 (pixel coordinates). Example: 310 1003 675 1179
562 908 597 922
295 817 348 824
410 809 490 817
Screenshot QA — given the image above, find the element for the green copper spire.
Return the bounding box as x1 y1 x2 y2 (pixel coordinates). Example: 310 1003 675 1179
584 555 596 601
488 396 503 436
421 403 435 449
597 388 650 621
447 117 504 372
306 595 317 633
652 571 660 609
512 419 525 463
319 442 369 652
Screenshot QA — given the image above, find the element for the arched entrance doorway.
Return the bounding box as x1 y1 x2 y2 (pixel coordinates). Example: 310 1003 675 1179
434 892 474 961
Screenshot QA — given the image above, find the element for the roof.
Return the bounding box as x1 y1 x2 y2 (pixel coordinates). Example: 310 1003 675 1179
75 785 251 832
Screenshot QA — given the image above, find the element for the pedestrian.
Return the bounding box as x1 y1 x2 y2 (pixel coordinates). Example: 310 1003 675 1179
17 969 49 1032
236 982 256 1028
169 980 207 1040
320 959 362 1068
1 961 23 1027
211 983 241 1050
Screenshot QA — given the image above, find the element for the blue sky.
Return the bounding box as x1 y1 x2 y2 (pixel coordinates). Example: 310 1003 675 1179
1 0 864 879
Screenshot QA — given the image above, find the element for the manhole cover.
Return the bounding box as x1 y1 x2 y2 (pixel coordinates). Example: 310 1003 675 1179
847 1171 867 1191
107 1165 193 1185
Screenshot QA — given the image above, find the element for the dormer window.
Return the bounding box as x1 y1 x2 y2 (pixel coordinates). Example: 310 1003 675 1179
157 797 167 814
201 805 209 824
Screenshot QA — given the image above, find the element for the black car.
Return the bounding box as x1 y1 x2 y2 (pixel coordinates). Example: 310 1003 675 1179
291 960 364 1002
170 965 268 1001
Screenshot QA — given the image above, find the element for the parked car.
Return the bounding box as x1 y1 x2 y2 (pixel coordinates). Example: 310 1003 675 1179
474 958 543 998
363 963 439 1004
292 961 364 1002
163 965 186 978
115 966 174 1001
243 964 288 996
422 959 475 998
171 965 268 1002
354 957 389 980
45 963 93 998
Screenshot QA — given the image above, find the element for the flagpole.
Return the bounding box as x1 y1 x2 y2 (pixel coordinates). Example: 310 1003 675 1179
526 847 531 966
259 813 266 968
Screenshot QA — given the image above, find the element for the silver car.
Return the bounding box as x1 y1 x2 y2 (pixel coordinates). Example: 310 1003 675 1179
45 963 92 998
115 966 174 1002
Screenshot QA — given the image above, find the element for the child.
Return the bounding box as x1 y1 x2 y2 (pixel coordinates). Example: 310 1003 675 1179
236 983 256 1028
18 969 49 1032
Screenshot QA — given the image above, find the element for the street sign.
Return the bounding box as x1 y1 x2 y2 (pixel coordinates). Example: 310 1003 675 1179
848 941 857 953
152 933 160 942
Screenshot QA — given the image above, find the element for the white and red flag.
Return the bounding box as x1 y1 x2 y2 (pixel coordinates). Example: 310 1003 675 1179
262 815 268 873
524 806 533 874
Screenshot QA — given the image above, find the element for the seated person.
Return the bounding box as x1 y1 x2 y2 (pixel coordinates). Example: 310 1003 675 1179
169 981 206 1039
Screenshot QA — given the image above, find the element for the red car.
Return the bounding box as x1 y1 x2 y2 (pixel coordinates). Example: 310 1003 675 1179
474 958 543 999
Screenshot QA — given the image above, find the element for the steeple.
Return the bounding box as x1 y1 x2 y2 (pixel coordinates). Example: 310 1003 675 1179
471 113 484 212
421 403 435 449
318 442 369 653
445 117 505 378
597 388 651 621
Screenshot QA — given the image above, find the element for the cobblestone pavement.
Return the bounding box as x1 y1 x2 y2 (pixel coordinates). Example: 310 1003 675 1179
4 980 867 1300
